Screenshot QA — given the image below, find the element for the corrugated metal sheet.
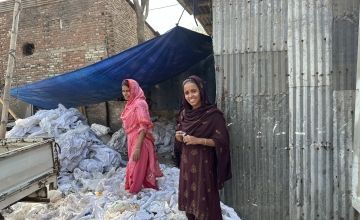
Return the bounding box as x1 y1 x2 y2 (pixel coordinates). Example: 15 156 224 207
288 0 359 219
213 0 288 55
287 0 332 88
354 148 360 213
215 50 290 220
213 0 359 219
289 86 333 220
333 0 359 91
287 0 332 219
352 5 360 214
288 88 358 220
213 1 289 219
333 91 356 220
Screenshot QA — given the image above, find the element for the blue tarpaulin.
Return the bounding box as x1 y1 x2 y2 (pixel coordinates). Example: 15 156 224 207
10 26 213 109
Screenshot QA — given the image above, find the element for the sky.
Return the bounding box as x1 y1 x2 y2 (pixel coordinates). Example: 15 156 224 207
0 0 205 34
146 0 204 34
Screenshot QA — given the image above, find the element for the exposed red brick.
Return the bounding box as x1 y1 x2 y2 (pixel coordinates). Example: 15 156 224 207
0 0 157 127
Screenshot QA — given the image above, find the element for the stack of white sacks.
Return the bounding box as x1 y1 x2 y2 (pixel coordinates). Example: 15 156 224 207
2 104 241 220
107 120 176 156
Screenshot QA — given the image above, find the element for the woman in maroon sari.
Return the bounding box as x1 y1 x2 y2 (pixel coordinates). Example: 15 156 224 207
175 75 232 220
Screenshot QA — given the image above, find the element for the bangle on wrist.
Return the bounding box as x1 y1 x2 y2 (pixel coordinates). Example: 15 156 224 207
204 138 207 145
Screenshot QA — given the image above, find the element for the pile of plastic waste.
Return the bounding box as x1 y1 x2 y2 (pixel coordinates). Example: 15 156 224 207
2 104 241 219
2 165 240 220
5 104 124 194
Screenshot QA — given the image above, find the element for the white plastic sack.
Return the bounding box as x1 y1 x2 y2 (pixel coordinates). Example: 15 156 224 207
107 128 127 153
79 159 104 173
91 124 110 136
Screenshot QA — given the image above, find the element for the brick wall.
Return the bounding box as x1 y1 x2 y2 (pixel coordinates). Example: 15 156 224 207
0 0 157 129
1 0 109 87
105 0 156 56
0 9 12 88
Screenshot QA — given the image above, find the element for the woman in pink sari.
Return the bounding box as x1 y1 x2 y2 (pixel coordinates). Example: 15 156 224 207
120 79 163 194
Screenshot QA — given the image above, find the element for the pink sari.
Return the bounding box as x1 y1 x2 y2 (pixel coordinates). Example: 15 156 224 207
120 79 163 193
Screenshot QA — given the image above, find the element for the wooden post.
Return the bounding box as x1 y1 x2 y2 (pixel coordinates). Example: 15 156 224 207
0 98 19 120
0 0 22 139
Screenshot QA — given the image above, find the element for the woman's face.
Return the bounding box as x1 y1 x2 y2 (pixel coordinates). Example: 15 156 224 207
183 82 201 109
122 85 130 101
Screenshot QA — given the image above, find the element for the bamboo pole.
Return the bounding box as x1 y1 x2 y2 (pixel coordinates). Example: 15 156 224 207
0 0 22 139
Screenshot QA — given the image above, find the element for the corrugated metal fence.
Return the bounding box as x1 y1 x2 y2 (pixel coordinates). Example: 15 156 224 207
213 0 359 219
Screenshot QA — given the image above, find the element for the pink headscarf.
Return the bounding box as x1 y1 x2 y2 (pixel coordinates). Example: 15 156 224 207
121 79 146 108
120 79 153 136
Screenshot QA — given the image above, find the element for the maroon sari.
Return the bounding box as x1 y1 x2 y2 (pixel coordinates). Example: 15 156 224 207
176 76 231 220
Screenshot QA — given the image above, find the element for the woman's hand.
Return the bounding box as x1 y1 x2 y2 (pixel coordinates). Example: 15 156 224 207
133 130 145 162
132 148 141 161
175 131 186 142
183 135 200 145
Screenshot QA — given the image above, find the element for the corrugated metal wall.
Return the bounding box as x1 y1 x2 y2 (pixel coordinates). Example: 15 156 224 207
287 0 333 219
213 0 289 219
288 0 359 219
213 0 360 219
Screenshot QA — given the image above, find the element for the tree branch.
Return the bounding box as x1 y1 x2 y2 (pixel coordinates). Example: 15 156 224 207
133 0 142 14
143 0 149 20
